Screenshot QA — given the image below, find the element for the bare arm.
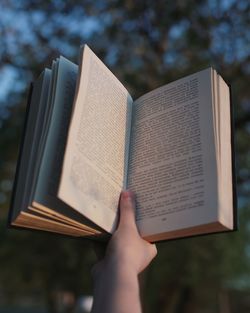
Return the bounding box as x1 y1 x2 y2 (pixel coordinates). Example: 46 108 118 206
91 190 157 313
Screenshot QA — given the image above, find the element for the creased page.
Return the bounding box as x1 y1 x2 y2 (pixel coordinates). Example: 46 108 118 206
128 69 218 238
59 45 133 233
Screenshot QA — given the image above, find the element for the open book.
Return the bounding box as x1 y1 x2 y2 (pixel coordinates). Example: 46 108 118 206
9 45 237 242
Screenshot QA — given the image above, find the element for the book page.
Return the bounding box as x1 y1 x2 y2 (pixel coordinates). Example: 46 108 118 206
11 71 50 221
59 45 133 233
217 74 233 229
31 60 58 200
34 57 78 207
128 69 219 238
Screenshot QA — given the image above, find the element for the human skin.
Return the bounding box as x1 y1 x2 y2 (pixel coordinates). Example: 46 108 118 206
91 190 157 313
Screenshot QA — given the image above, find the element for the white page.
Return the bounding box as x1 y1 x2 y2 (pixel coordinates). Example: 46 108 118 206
59 45 133 233
128 68 219 237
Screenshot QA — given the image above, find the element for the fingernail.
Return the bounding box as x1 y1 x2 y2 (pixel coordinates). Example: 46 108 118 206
121 190 134 200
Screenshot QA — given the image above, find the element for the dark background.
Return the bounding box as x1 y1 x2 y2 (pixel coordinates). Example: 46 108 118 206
0 1 250 312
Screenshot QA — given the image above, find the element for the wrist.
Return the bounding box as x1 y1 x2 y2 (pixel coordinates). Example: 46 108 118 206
95 256 138 281
91 260 141 313
92 257 140 295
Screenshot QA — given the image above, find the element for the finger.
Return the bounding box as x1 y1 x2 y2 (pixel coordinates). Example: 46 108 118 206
118 190 137 230
149 243 158 259
141 243 157 272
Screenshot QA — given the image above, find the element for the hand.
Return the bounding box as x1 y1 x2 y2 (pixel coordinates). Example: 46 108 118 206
91 190 157 313
93 190 157 277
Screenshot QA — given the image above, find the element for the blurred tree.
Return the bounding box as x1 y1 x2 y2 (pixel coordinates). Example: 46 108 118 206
0 0 250 312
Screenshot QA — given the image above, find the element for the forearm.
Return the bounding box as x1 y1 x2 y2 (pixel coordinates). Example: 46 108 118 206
91 261 142 313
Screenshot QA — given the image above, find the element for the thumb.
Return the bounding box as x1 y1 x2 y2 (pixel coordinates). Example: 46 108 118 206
118 190 137 230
